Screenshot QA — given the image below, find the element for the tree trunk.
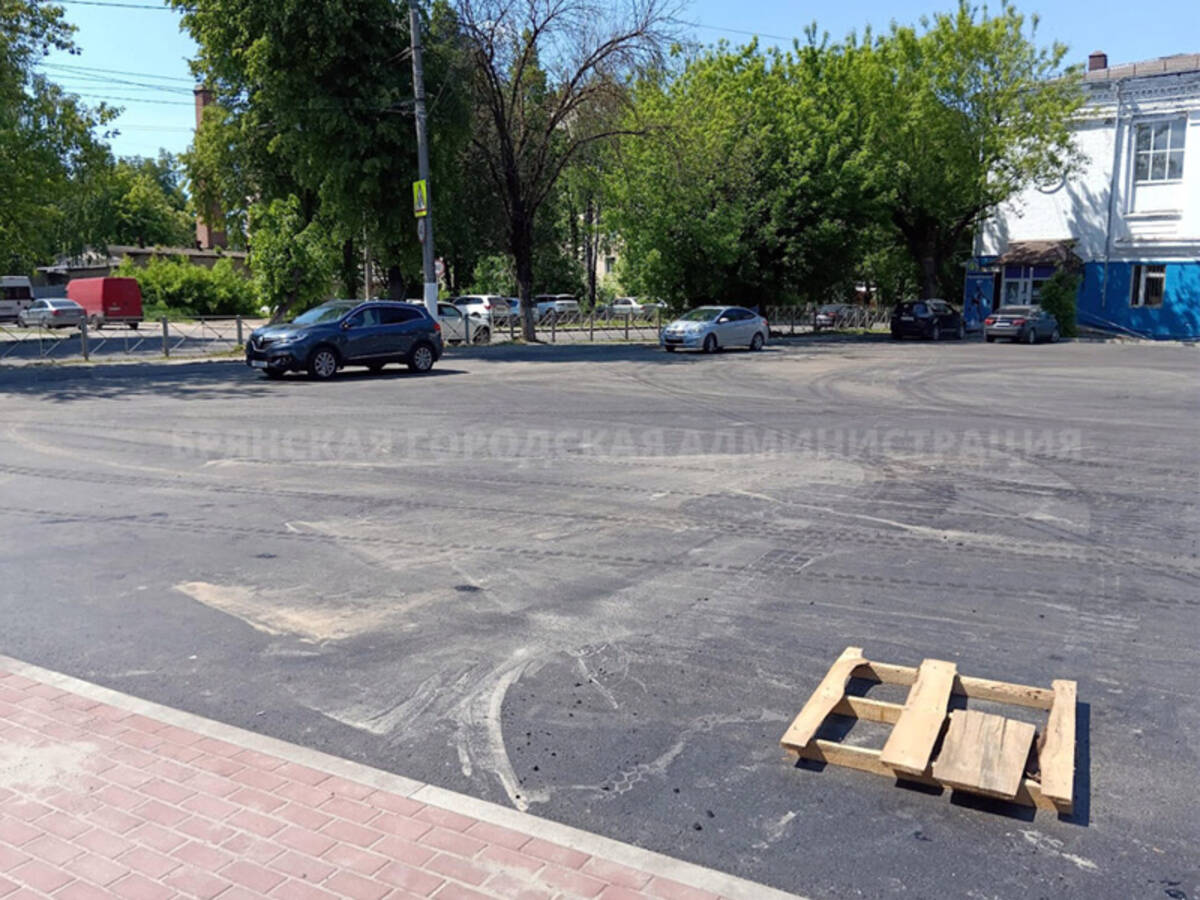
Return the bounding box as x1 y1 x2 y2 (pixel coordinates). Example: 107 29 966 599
584 196 598 310
512 218 536 342
387 264 405 301
918 252 940 300
340 238 358 299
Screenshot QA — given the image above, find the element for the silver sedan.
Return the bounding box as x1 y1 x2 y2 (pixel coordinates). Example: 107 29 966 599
660 305 768 352
18 298 87 329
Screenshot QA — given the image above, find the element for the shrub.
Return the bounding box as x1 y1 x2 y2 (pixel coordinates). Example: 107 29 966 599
1039 269 1079 338
112 254 259 317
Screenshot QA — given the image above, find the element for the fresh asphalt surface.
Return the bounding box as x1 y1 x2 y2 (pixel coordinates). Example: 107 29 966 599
1 338 1197 898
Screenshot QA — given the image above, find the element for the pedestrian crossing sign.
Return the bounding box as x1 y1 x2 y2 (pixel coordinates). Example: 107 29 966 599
413 180 428 218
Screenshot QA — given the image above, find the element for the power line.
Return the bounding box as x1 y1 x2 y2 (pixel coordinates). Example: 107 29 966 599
42 62 195 84
667 17 797 44
59 0 186 9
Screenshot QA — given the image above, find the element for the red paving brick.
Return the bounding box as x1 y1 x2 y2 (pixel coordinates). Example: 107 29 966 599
0 660 782 900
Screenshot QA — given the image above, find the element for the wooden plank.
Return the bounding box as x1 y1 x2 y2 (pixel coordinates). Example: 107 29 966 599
932 710 1035 800
852 662 1055 710
1038 679 1077 806
832 695 904 725
780 646 866 751
787 740 1058 811
879 658 956 775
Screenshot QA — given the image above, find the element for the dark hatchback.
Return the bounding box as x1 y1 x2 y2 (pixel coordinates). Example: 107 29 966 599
890 299 965 340
245 300 443 379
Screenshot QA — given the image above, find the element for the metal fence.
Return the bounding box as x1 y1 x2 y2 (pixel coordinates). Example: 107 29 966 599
0 316 262 363
524 309 667 344
763 304 892 334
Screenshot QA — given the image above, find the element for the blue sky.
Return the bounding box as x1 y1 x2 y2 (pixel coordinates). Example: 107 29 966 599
40 0 1197 160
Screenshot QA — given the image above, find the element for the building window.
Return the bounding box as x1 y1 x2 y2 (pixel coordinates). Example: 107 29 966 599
1134 118 1186 182
1130 264 1165 307
604 256 616 275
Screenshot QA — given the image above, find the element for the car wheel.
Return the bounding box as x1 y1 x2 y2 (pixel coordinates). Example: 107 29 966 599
930 323 941 341
1050 328 1060 343
263 368 285 379
129 322 138 331
956 322 965 340
702 334 718 354
664 345 676 352
408 342 435 373
368 363 386 374
307 346 339 380
472 327 491 345
1024 327 1037 345
986 335 996 343
891 329 902 340
749 332 764 351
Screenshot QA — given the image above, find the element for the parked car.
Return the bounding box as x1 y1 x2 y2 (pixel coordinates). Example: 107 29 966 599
438 301 490 344
17 298 86 329
1 276 35 321
603 297 643 317
67 277 144 329
534 295 579 322
814 303 851 328
890 299 965 340
491 298 521 324
984 306 1060 344
453 295 504 325
245 300 443 379
660 306 769 353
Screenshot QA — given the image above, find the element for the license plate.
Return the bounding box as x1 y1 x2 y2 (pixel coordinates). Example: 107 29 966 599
901 316 913 322
250 359 267 369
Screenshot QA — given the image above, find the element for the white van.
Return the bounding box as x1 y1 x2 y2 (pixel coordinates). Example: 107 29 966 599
1 276 35 321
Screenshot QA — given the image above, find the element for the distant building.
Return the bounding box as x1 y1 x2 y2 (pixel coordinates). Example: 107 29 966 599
971 52 1200 339
37 246 248 287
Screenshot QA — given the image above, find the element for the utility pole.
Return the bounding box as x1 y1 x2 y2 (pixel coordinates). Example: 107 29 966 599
408 0 437 320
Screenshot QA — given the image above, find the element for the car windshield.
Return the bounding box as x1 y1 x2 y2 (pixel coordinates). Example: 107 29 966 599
49 300 77 308
291 302 354 325
457 297 484 305
819 304 843 313
997 306 1034 315
678 307 723 322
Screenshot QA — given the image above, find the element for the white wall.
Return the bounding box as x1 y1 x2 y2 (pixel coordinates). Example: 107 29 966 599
979 71 1200 263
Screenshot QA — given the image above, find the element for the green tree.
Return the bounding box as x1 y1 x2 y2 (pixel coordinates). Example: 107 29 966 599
857 3 1084 298
248 196 337 319
605 40 876 307
177 0 477 307
0 1 115 271
1038 268 1078 337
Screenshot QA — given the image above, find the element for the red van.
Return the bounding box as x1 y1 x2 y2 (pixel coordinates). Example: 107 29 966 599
67 277 144 329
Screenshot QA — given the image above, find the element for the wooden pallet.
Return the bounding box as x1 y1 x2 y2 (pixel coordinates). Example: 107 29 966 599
780 647 1076 814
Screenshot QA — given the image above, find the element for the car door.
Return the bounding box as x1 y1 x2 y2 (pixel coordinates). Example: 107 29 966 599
378 305 421 358
341 306 382 360
712 308 740 345
438 303 465 341
24 300 46 326
729 307 755 343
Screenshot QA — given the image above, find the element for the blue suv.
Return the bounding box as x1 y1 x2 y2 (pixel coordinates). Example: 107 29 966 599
245 300 443 379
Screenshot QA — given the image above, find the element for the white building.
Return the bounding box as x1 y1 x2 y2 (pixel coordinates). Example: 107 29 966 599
972 51 1200 338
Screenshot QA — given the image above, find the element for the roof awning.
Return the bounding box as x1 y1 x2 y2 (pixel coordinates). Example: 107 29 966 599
995 240 1080 268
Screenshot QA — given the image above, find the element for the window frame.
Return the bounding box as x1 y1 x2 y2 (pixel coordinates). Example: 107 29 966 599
1133 117 1186 184
1130 264 1166 308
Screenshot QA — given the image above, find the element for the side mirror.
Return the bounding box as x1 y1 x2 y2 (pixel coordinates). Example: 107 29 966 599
341 320 353 330
718 317 730 323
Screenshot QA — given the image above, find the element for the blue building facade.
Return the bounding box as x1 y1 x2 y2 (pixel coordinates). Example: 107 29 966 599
973 52 1200 340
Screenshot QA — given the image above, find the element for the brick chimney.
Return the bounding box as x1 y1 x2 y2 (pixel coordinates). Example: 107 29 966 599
193 85 228 250
1088 50 1108 72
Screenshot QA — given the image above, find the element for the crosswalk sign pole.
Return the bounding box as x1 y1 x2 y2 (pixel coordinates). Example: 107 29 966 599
408 1 437 320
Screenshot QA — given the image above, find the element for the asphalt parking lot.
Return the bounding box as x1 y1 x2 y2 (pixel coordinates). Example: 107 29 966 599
1 338 1197 898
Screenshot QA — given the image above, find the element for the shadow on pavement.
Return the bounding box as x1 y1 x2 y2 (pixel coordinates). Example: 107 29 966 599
0 359 468 403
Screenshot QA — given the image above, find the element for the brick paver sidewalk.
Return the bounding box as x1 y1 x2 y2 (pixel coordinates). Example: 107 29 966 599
0 658 797 900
